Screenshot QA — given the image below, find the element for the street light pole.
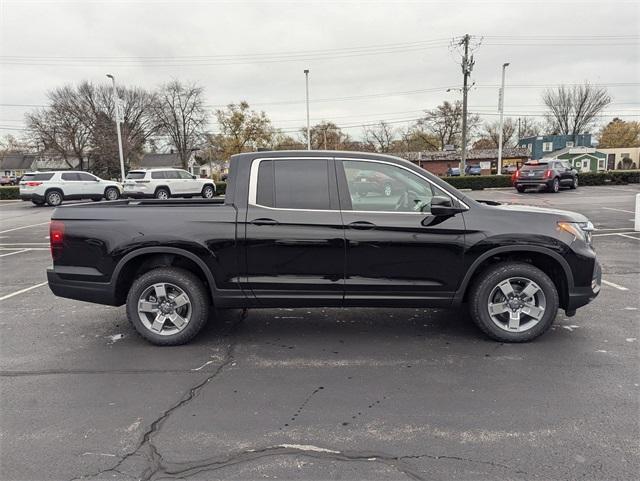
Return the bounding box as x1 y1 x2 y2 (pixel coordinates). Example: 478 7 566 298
106 74 126 182
304 69 311 150
497 62 510 175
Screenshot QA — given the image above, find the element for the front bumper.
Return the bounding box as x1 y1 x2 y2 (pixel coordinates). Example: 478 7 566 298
566 259 601 312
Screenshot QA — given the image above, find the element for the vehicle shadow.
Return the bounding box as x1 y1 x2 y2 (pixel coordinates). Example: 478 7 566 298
196 306 485 346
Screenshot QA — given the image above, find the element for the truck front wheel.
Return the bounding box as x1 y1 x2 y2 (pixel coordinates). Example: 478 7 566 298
468 262 559 342
126 267 210 345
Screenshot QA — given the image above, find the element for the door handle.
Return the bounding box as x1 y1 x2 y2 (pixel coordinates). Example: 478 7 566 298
347 221 376 230
250 218 279 226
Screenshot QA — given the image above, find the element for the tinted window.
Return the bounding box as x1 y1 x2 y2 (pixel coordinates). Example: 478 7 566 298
61 173 80 181
25 173 54 181
151 171 166 179
77 172 96 181
126 172 146 179
256 159 332 210
521 163 547 171
343 160 449 213
256 160 275 207
178 170 193 179
164 171 181 179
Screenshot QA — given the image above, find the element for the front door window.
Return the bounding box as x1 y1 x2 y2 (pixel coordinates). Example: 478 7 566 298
341 160 450 214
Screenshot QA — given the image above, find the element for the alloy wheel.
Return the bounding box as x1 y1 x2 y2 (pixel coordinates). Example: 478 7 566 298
137 282 192 336
156 190 169 200
203 186 214 198
487 277 546 333
105 188 119 200
47 191 62 206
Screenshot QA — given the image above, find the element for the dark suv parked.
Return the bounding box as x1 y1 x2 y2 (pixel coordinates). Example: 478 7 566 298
514 160 578 193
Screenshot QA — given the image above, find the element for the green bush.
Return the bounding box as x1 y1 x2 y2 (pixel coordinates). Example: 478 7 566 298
0 186 19 200
441 170 640 190
442 175 513 190
576 170 640 186
214 181 226 196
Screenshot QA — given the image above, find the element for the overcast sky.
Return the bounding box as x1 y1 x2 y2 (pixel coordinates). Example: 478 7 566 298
1 0 639 141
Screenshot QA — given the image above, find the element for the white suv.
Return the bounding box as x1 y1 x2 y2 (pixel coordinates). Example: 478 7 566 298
123 168 216 199
19 171 123 206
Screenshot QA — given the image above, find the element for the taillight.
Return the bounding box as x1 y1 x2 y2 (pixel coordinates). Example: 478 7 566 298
544 169 552 179
26 181 42 187
515 170 521 178
50 221 65 260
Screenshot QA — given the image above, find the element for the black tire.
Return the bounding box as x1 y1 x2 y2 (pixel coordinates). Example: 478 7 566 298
516 186 525 193
468 262 559 343
570 177 578 190
31 200 45 206
202 184 215 199
154 187 170 200
45 189 63 207
549 177 560 193
104 186 120 201
126 267 210 346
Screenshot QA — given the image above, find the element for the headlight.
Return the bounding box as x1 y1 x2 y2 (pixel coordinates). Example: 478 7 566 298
557 220 594 244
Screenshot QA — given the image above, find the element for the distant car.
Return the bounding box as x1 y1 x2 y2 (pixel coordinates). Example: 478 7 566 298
349 170 402 197
503 165 518 175
513 160 578 193
19 171 123 206
123 168 216 199
446 167 461 176
465 165 482 176
0 175 17 186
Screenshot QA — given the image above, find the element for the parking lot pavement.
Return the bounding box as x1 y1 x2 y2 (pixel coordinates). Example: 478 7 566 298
1 187 639 481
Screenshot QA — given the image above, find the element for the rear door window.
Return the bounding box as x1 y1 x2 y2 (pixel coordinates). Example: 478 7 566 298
61 173 80 181
255 159 334 210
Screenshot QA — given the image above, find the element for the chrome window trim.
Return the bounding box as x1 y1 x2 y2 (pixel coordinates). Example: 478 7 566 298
247 156 469 213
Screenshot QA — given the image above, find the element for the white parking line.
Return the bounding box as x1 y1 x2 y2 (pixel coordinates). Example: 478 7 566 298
601 207 635 214
618 233 640 241
0 242 49 246
602 280 629 291
0 249 31 258
0 281 48 301
593 231 636 237
0 221 49 234
0 247 48 251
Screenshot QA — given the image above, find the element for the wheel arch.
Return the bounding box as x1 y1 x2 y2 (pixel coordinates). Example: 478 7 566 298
454 246 574 309
111 247 217 305
154 185 171 195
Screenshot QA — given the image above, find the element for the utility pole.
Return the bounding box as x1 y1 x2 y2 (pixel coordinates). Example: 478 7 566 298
497 62 510 175
304 69 311 150
459 34 472 175
106 74 126 182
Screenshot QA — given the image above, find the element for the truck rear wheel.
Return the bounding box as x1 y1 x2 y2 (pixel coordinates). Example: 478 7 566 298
468 262 559 342
126 267 210 345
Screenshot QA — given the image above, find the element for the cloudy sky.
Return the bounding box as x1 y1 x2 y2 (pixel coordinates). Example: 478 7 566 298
1 0 638 141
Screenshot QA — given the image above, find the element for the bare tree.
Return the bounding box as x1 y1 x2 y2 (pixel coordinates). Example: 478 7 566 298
518 117 541 138
299 121 350 150
417 101 480 150
542 83 611 135
480 118 517 148
363 121 395 153
27 81 159 177
153 81 207 168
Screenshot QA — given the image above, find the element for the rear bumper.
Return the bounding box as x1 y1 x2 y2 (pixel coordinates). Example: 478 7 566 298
566 260 601 311
19 192 44 201
47 268 120 306
515 180 551 187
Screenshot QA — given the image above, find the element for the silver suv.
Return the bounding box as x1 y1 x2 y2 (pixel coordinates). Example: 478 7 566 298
123 169 216 199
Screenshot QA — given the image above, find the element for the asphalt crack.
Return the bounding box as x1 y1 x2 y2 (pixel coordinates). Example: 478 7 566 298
69 311 245 481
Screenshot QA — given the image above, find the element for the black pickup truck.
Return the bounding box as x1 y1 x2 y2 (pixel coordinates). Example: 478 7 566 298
47 151 601 345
